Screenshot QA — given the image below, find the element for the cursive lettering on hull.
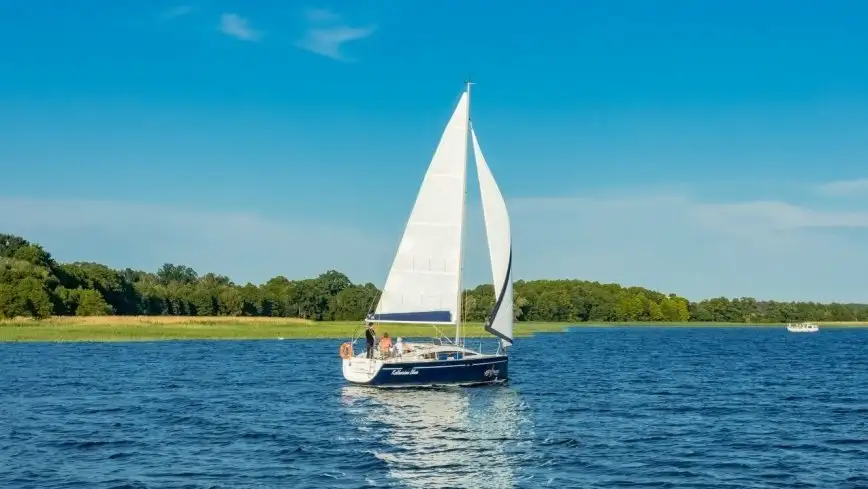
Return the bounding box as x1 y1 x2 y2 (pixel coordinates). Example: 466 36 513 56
390 368 420 376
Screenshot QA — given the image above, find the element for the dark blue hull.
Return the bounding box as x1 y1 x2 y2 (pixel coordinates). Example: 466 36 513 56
358 355 508 387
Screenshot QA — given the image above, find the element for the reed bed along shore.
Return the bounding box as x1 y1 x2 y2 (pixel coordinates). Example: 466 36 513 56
0 316 865 342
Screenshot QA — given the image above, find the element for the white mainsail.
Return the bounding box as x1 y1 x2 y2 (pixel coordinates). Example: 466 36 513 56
370 91 470 324
471 125 514 347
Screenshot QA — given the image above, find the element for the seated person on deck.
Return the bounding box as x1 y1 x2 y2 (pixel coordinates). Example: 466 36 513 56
393 337 410 356
395 336 413 355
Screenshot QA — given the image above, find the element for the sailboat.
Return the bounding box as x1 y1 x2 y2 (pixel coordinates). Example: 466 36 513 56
340 82 514 387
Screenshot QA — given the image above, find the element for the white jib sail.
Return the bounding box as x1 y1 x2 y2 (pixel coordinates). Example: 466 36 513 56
470 124 514 347
371 91 470 324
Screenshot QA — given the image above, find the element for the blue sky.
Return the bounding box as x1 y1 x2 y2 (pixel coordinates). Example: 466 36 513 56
1 0 867 302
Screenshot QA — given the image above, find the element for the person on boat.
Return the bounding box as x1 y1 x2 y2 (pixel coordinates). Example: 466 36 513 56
364 322 376 359
379 333 393 357
395 336 413 355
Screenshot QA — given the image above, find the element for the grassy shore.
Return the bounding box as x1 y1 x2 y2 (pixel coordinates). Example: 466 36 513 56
0 316 866 342
0 316 572 342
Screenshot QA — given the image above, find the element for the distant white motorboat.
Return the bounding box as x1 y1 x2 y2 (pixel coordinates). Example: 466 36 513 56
786 322 819 333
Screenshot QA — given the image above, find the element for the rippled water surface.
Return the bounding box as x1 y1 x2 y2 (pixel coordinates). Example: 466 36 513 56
2 327 867 488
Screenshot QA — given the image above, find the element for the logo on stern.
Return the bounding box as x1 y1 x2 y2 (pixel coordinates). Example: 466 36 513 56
390 368 419 376
484 368 500 378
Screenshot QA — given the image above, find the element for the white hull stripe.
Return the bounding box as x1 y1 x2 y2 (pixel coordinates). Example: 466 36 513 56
365 380 507 389
381 359 507 370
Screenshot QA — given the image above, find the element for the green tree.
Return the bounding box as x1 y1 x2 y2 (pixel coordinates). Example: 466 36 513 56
75 289 113 316
13 277 53 319
156 263 198 285
12 244 54 268
330 283 379 321
0 234 31 258
1 231 866 323
0 283 15 318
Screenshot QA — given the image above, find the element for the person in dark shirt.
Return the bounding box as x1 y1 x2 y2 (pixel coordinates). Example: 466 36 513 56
364 322 376 359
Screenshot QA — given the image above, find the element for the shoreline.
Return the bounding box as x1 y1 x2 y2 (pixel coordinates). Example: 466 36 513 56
1 316 866 343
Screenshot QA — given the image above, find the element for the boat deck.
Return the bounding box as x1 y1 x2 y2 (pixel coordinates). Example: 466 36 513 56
353 341 498 364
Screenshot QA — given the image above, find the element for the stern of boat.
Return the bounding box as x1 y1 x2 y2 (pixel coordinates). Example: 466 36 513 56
342 356 383 384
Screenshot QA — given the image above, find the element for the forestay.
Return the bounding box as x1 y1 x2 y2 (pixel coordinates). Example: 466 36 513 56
369 92 470 324
471 125 514 347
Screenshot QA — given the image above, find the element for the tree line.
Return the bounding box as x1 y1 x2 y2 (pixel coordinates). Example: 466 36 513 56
2 233 866 323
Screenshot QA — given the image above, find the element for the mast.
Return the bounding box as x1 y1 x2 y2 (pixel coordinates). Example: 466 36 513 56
455 80 473 346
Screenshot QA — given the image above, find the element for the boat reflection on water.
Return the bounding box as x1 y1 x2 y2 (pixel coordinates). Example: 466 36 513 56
340 385 531 488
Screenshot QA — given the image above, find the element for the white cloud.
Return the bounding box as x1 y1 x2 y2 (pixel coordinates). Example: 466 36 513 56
1 188 866 303
295 8 375 61
816 178 868 197
162 5 195 20
0 197 387 285
219 13 263 42
460 191 868 304
691 200 868 233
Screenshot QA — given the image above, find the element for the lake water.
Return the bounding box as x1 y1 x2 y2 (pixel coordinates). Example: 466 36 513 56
1 327 867 488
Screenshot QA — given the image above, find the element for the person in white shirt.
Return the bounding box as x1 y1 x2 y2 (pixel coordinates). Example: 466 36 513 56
393 337 406 356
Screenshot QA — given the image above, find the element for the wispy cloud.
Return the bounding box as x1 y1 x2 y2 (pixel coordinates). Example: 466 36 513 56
0 197 385 285
2 183 866 303
691 200 868 232
816 178 868 197
295 8 376 61
483 191 868 303
161 5 195 21
219 13 263 42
